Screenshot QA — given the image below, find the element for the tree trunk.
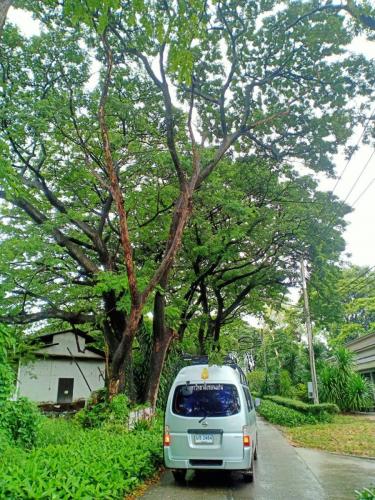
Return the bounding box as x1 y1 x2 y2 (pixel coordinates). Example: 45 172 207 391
143 288 174 407
198 319 206 355
107 306 142 400
0 0 11 38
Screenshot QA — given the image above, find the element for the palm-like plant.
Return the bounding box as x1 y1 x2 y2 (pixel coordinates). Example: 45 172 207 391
319 347 374 411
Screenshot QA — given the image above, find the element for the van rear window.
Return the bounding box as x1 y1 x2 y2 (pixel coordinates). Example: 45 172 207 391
173 384 240 417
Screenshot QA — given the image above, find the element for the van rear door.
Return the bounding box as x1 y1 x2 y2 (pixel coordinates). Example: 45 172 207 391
168 383 244 462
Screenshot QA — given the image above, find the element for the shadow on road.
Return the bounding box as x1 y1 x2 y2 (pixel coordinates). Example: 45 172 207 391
184 468 250 488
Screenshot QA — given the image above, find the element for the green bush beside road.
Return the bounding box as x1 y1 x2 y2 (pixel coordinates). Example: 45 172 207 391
0 398 42 450
264 395 338 416
257 397 335 427
0 416 163 499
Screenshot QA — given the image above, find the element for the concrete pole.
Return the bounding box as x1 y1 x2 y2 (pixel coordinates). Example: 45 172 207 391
300 257 319 404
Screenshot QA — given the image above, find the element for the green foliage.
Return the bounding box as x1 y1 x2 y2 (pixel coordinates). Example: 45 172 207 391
264 395 338 417
157 346 185 410
37 417 85 447
257 399 320 427
0 398 42 449
0 324 16 401
75 393 130 429
247 369 266 394
319 347 374 411
132 418 152 432
321 266 375 344
346 372 374 412
279 369 294 397
0 416 163 499
356 487 375 500
1 0 374 407
293 383 309 402
0 429 11 453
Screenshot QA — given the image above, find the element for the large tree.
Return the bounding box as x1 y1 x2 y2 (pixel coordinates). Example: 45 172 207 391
176 158 348 349
309 265 375 344
1 0 374 404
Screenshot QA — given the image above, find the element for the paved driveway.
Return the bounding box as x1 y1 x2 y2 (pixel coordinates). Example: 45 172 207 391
141 419 375 499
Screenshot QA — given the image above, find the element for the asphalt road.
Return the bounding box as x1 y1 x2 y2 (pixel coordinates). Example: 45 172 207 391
141 418 375 499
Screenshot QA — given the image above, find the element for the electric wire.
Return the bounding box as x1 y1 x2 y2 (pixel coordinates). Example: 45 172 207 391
346 274 375 296
332 105 375 194
336 265 375 295
352 177 375 207
343 149 375 203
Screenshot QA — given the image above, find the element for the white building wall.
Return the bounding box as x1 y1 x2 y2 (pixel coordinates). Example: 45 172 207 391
18 358 105 403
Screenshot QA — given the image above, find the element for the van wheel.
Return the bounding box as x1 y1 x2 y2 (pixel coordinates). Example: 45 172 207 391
172 470 186 483
243 460 254 483
243 469 254 483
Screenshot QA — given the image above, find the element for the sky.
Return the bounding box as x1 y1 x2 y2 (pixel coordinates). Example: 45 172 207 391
7 7 375 271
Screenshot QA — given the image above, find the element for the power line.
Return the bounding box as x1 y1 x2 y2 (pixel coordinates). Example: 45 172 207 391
347 274 375 296
336 265 375 295
352 177 375 207
332 105 375 194
343 149 375 204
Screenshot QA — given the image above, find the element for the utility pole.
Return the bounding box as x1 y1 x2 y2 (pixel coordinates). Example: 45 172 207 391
300 257 319 404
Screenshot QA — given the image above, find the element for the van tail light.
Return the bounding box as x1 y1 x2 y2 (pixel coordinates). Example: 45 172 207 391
164 425 171 446
243 425 251 447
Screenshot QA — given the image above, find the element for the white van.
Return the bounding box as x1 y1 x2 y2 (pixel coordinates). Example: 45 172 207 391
164 362 258 483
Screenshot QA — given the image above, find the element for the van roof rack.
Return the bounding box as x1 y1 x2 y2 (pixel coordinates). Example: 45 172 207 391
181 353 237 364
181 353 247 386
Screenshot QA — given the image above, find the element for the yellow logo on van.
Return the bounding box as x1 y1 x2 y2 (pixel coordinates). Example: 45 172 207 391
201 368 209 380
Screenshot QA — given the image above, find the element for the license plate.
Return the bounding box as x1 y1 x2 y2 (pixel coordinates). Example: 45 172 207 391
195 434 214 444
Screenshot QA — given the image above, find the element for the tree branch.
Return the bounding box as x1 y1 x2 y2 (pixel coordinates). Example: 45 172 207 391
98 33 139 305
0 309 96 325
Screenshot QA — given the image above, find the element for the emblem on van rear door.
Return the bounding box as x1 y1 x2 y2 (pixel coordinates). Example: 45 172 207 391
202 420 208 427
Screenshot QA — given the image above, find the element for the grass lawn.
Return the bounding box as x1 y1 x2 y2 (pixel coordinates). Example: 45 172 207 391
282 415 375 458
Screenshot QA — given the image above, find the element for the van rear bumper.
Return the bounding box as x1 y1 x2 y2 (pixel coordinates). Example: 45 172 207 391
164 447 252 470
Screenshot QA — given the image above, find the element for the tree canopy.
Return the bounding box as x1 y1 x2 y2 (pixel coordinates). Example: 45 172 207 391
1 0 375 403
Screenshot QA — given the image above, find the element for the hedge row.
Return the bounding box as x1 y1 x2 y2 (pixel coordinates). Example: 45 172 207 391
0 417 163 499
264 395 339 415
257 398 335 427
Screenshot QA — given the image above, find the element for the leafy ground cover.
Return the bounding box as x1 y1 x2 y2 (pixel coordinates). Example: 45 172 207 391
0 416 163 499
356 486 375 500
282 415 375 458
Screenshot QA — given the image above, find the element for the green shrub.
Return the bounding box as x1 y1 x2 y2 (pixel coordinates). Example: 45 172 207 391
356 487 375 500
74 400 107 428
75 393 131 429
346 373 374 412
0 417 163 499
279 369 294 397
0 325 16 402
319 347 374 411
37 417 84 447
0 428 11 453
293 383 309 402
257 400 319 427
107 394 130 423
0 398 42 449
247 369 266 394
264 395 338 418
